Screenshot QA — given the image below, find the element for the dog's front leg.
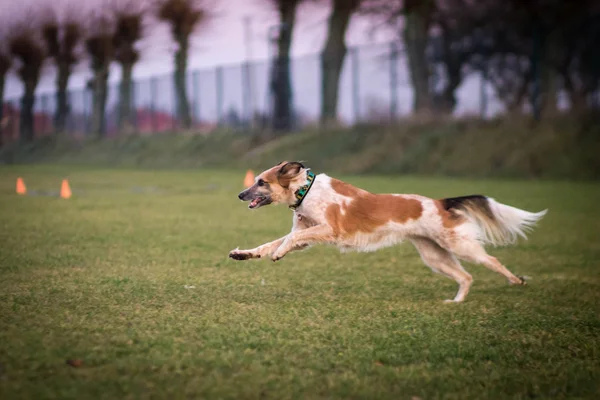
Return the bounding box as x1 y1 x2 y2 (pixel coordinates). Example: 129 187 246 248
272 225 334 262
229 237 286 261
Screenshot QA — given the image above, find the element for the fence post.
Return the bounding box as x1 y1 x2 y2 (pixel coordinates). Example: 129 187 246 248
40 94 48 135
390 42 399 121
172 76 177 131
75 90 82 134
150 77 158 133
65 91 71 134
193 70 200 127
216 66 224 126
84 87 90 136
131 80 137 131
242 61 252 131
352 47 360 124
480 68 488 119
129 79 139 133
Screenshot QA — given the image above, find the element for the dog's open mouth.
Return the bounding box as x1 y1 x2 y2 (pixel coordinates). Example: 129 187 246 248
249 196 271 209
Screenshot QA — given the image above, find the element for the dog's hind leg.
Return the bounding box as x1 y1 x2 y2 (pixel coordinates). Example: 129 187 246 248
411 237 473 303
440 238 525 285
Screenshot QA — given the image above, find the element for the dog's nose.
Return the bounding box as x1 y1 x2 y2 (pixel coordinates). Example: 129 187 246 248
238 192 244 200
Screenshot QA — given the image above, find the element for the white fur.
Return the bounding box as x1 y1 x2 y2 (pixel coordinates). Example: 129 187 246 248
465 198 548 247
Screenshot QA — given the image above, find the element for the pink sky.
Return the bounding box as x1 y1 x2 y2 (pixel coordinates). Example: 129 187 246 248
4 0 395 94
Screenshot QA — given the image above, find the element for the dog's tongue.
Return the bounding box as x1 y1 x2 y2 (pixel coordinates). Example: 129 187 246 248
250 198 260 208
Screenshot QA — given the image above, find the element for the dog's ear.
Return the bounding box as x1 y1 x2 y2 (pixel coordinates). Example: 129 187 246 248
277 161 305 188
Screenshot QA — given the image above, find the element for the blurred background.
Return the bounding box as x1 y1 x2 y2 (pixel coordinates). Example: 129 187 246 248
0 0 598 177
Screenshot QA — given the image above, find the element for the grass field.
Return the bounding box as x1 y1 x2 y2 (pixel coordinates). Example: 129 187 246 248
0 165 599 399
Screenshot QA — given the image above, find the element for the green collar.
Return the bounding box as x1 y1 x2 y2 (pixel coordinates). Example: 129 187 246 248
289 170 316 210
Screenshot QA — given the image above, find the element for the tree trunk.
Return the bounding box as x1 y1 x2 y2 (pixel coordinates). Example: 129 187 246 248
119 62 134 133
568 89 588 112
540 30 561 117
562 73 588 112
271 1 297 133
20 84 36 143
90 65 109 138
403 1 434 115
175 37 192 129
55 62 70 133
436 77 459 114
435 56 462 114
19 90 35 143
508 78 530 113
0 74 4 147
541 67 559 116
434 21 463 114
320 0 358 127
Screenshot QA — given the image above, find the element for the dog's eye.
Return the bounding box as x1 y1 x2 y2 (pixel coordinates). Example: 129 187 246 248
257 179 265 187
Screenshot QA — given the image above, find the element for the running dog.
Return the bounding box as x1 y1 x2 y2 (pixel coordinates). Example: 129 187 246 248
229 161 547 302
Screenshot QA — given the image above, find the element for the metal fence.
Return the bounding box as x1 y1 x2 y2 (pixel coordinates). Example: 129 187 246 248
3 41 497 138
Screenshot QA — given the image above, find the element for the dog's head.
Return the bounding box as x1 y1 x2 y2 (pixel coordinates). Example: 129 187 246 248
238 161 308 209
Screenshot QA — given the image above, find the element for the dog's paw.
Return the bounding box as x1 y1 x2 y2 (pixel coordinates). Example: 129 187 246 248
518 276 528 286
229 249 255 261
271 252 285 262
508 276 528 286
443 299 463 304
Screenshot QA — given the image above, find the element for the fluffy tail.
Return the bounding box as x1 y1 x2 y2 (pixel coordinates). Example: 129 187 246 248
441 195 548 246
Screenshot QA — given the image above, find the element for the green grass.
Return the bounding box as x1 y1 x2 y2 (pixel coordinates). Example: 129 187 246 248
0 165 599 399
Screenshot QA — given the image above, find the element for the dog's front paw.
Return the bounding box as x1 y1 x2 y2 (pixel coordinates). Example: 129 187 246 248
229 249 255 261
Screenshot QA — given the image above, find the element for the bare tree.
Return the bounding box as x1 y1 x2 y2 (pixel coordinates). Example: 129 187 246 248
268 0 304 133
442 0 598 116
561 13 600 111
9 22 46 142
403 0 435 114
537 0 599 113
320 0 361 126
113 2 145 133
156 0 208 130
41 5 83 134
427 0 490 113
362 0 435 115
86 15 115 137
0 54 8 109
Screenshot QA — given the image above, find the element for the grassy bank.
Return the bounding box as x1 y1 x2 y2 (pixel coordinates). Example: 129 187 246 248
0 166 599 399
1 115 599 179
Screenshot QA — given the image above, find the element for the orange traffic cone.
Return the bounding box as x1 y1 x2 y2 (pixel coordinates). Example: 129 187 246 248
243 170 255 188
16 177 27 195
60 179 72 199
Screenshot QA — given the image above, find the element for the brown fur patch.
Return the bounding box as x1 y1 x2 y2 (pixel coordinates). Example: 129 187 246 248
256 163 294 204
327 179 423 236
277 162 304 188
258 163 284 184
330 178 369 198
